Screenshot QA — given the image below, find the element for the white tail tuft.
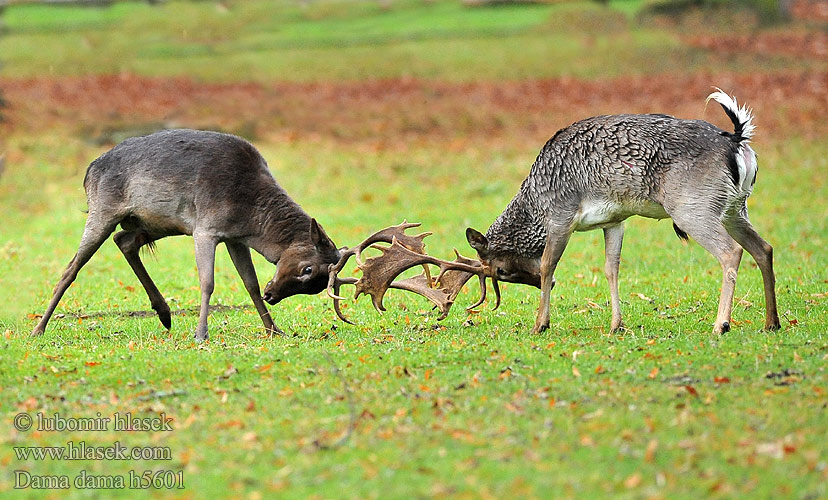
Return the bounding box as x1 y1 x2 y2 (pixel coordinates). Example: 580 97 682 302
706 88 756 141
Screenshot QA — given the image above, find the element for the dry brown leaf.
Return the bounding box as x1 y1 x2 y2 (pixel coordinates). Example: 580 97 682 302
645 439 658 463
624 472 642 489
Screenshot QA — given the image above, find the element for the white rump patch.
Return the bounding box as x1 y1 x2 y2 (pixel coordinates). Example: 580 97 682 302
735 144 758 195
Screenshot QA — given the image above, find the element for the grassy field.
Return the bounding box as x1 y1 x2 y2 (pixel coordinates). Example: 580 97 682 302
1 1 826 499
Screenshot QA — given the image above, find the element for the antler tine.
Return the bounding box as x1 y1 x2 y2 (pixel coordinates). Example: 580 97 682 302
431 248 496 312
331 276 358 324
466 274 488 311
326 248 358 301
434 249 482 299
352 220 432 266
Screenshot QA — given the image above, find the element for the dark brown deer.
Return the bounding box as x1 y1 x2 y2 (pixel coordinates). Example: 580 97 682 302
465 90 780 335
32 129 341 341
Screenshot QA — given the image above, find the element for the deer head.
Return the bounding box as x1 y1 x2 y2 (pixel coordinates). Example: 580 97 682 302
327 221 500 323
262 219 341 305
465 228 541 288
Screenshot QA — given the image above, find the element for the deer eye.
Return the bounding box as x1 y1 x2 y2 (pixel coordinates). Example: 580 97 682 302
496 267 508 277
301 265 313 276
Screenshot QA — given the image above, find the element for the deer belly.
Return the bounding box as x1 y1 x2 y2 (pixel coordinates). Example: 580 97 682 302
126 200 195 235
574 199 668 231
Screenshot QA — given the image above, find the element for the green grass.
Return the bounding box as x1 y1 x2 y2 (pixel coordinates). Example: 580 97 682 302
1 0 826 498
1 132 826 499
1 0 817 82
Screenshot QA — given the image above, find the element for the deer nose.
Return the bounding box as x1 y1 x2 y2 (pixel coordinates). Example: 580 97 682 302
262 291 276 304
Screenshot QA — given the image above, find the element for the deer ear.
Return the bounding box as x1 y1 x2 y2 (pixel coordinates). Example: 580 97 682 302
466 227 489 255
310 218 335 251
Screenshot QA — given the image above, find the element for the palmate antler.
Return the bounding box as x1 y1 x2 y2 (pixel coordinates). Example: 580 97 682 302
326 222 500 324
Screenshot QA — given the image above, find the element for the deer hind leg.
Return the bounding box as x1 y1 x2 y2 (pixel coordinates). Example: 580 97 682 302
670 213 742 334
533 230 571 334
113 230 171 330
226 241 282 336
603 224 625 333
724 216 780 331
193 232 218 342
32 214 118 336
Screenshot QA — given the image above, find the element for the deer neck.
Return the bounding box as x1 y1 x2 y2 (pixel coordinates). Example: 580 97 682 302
247 188 313 263
486 194 547 258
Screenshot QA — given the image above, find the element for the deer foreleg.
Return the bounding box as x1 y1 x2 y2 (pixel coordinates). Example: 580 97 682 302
533 232 570 334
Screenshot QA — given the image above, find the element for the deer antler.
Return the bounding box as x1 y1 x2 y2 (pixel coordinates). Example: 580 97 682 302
326 221 431 301
327 222 497 323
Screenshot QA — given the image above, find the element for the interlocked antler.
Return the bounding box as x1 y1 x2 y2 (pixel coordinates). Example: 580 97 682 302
327 222 500 323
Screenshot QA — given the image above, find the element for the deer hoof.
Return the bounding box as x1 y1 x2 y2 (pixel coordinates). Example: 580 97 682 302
156 307 172 330
610 322 626 334
765 318 781 331
194 327 209 343
266 325 284 337
30 326 45 337
712 321 730 335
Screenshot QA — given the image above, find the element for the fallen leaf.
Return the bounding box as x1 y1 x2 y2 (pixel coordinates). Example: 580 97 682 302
505 402 523 414
644 439 658 463
624 472 642 488
572 366 581 378
257 363 273 373
221 365 238 379
714 376 731 384
648 367 659 379
684 385 699 397
18 396 38 411
216 419 244 430
756 441 784 459
84 361 101 367
594 365 605 374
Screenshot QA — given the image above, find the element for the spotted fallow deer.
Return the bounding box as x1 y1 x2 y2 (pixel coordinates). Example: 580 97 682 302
465 90 780 334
